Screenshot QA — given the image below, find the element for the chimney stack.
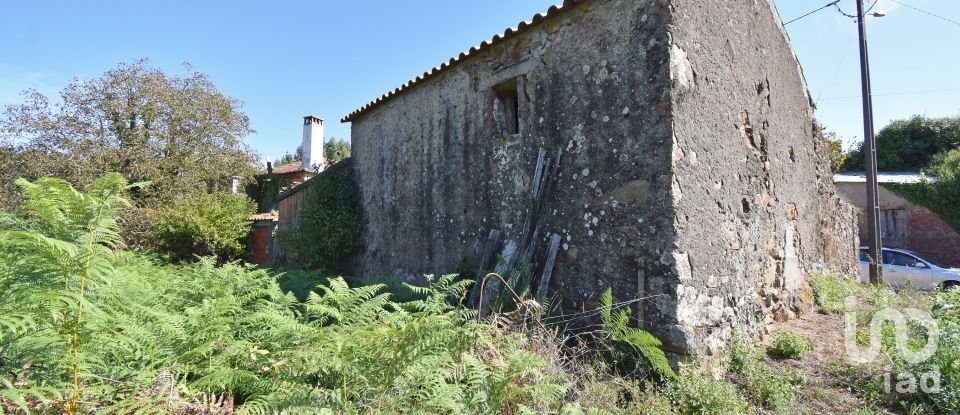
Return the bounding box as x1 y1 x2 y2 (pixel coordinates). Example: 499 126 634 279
302 115 325 172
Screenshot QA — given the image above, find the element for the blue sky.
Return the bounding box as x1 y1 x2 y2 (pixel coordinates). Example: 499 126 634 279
1 1 958 159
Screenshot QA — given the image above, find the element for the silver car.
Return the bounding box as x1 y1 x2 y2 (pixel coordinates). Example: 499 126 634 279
859 247 960 291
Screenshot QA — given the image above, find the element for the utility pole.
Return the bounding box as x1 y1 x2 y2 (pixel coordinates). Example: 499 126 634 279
857 0 883 283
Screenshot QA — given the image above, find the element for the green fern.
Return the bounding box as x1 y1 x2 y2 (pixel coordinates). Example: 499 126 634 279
599 288 676 380
0 173 631 413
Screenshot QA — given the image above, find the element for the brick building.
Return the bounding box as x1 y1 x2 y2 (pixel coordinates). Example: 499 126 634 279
835 172 960 267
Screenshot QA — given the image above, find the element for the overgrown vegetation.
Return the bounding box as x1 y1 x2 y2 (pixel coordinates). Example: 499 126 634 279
599 289 676 380
0 60 261 259
843 115 960 172
727 335 800 412
12 173 960 414
810 273 861 315
769 332 812 360
245 172 294 213
151 191 257 262
0 173 685 414
0 60 258 212
277 159 363 271
810 273 960 413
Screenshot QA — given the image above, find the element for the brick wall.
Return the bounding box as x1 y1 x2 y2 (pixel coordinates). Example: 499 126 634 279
836 182 960 267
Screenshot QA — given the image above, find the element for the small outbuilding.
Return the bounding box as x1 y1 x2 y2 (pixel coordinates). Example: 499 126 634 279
835 172 960 267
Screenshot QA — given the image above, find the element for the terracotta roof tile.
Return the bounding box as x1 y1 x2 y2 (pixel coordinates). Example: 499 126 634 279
341 0 587 123
249 213 278 222
271 162 307 175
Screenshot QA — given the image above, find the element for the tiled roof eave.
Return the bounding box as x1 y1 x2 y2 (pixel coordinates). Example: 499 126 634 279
340 0 588 123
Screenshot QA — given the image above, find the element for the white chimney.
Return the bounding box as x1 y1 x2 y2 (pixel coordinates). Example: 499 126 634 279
302 115 324 172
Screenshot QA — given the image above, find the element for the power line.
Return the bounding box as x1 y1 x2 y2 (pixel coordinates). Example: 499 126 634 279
784 1 840 25
819 87 960 101
888 0 960 28
815 35 855 107
835 0 879 19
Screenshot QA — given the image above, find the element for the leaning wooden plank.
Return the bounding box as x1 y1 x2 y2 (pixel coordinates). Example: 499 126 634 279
479 240 517 316
468 229 501 307
531 147 547 199
536 233 562 304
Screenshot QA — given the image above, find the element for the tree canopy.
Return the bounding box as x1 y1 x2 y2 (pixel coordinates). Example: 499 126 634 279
0 60 260 210
325 138 351 165
275 139 350 167
843 115 960 171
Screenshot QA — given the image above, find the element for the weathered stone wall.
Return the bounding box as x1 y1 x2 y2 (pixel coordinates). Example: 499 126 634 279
350 0 675 314
346 0 858 361
664 0 858 360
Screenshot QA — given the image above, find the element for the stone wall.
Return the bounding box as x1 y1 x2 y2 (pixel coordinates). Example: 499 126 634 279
346 0 858 360
662 0 859 360
350 0 675 314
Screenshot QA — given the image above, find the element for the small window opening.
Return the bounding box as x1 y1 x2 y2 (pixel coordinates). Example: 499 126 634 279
493 79 520 135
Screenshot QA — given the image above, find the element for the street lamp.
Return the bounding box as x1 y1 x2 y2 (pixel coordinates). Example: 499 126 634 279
856 0 884 284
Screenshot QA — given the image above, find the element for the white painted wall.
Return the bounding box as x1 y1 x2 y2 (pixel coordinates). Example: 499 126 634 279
302 115 325 171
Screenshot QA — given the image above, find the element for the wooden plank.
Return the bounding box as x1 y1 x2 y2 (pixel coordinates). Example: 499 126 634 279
531 147 547 199
536 233 562 303
479 240 517 316
468 229 501 307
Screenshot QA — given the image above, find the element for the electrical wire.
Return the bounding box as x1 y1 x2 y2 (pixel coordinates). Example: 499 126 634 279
834 0 879 19
784 1 840 25
815 35 855 107
888 0 960 28
819 87 960 101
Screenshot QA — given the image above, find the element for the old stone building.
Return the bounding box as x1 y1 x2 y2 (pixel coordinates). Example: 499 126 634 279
341 0 857 359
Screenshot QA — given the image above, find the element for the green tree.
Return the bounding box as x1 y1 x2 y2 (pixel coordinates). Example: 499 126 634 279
845 115 960 171
324 138 351 165
277 145 302 166
824 131 848 173
0 60 259 210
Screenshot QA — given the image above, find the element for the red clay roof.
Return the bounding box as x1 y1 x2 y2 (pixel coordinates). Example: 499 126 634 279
341 0 588 123
271 162 308 175
249 213 278 222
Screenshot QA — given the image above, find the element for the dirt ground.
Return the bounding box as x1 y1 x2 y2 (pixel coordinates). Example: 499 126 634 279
766 310 882 414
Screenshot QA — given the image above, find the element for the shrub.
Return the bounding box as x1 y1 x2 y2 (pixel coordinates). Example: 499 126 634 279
277 159 363 271
663 367 749 415
728 335 797 411
811 273 860 315
151 191 255 262
728 333 756 374
739 360 797 411
894 288 960 411
769 332 812 360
